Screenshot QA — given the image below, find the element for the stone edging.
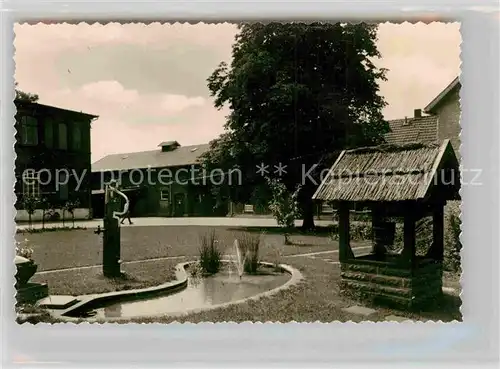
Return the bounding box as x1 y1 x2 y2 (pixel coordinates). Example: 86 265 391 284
57 263 190 319
56 261 303 322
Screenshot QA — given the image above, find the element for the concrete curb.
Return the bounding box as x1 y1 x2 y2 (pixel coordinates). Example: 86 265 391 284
55 260 303 322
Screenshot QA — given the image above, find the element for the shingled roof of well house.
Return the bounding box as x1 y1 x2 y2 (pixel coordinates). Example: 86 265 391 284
92 143 210 172
384 115 438 145
312 140 460 203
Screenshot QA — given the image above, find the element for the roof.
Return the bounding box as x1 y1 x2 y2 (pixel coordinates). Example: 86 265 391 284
424 76 461 114
92 143 210 172
312 140 460 203
384 115 438 145
14 99 99 120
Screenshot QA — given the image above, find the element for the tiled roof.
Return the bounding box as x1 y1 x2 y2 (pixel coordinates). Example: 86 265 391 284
312 140 460 202
92 143 210 172
384 115 438 146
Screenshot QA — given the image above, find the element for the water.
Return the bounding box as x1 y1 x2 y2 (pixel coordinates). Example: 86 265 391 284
87 269 290 319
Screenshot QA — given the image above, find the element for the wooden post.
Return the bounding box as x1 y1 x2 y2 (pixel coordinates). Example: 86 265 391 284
401 206 416 268
426 203 445 261
338 202 354 262
103 189 121 277
371 204 387 257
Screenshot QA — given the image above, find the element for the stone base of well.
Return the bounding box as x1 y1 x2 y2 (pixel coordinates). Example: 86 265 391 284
16 283 49 305
340 256 443 310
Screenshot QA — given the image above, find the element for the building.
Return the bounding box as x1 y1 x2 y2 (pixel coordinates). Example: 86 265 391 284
14 99 98 222
91 141 228 218
384 76 461 238
385 76 461 156
423 76 461 155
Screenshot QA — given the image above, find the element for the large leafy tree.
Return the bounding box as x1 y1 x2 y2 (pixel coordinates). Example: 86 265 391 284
203 22 389 229
15 82 39 102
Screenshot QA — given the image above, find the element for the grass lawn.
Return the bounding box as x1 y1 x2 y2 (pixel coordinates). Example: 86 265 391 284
16 225 462 323
17 226 339 272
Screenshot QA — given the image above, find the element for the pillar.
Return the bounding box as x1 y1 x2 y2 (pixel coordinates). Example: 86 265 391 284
371 204 387 257
401 207 416 268
103 190 121 277
426 203 445 261
338 202 354 262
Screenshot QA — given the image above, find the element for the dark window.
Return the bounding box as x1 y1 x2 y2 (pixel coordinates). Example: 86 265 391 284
59 171 69 200
58 123 67 150
72 124 82 151
44 119 54 148
20 116 38 145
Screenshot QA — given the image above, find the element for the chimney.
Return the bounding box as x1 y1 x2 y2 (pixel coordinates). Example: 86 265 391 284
414 109 422 118
158 141 180 152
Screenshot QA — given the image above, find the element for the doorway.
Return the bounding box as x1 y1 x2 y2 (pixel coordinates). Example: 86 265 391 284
173 193 186 217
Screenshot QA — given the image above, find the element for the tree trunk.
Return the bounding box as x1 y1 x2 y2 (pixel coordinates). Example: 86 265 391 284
300 198 315 230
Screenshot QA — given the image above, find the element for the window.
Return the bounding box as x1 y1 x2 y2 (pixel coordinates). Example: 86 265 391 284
44 119 53 148
58 123 67 150
22 170 40 198
160 189 170 201
72 124 82 151
20 116 38 145
59 171 69 200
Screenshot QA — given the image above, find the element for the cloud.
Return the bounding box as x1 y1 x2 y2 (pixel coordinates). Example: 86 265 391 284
40 80 207 119
160 95 205 113
80 80 140 104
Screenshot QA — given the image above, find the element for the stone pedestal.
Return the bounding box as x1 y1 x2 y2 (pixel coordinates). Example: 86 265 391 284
16 282 49 304
15 256 49 304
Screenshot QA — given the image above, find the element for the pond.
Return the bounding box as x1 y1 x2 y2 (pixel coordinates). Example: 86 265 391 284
71 266 291 319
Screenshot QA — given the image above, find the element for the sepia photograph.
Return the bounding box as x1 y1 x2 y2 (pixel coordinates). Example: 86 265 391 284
12 21 463 324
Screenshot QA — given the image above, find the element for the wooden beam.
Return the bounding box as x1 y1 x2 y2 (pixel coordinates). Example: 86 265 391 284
338 202 354 262
426 203 445 261
401 206 416 268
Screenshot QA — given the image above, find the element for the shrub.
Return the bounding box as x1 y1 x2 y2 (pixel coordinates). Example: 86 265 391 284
444 212 462 272
415 216 434 256
16 239 34 259
267 178 301 245
237 232 261 274
198 230 222 274
330 222 372 242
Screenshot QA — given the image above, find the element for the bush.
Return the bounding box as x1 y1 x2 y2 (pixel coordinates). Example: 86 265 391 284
198 230 222 274
237 232 261 274
267 178 301 245
444 212 462 272
330 222 372 242
415 216 434 256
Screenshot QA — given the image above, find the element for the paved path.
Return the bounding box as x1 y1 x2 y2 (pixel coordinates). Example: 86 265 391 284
17 216 337 230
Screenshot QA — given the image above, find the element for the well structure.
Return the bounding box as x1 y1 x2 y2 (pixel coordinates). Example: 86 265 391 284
313 140 460 309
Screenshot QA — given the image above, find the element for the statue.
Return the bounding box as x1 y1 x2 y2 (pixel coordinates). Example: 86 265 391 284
94 180 129 278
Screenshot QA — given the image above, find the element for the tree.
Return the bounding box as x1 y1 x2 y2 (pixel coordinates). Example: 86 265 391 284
204 22 389 229
15 82 39 102
64 199 80 228
39 197 50 230
22 196 39 229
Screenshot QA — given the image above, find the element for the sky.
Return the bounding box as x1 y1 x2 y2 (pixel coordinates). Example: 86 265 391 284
14 22 461 162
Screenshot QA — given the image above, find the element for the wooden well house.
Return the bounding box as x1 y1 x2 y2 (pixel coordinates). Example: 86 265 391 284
312 140 460 309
